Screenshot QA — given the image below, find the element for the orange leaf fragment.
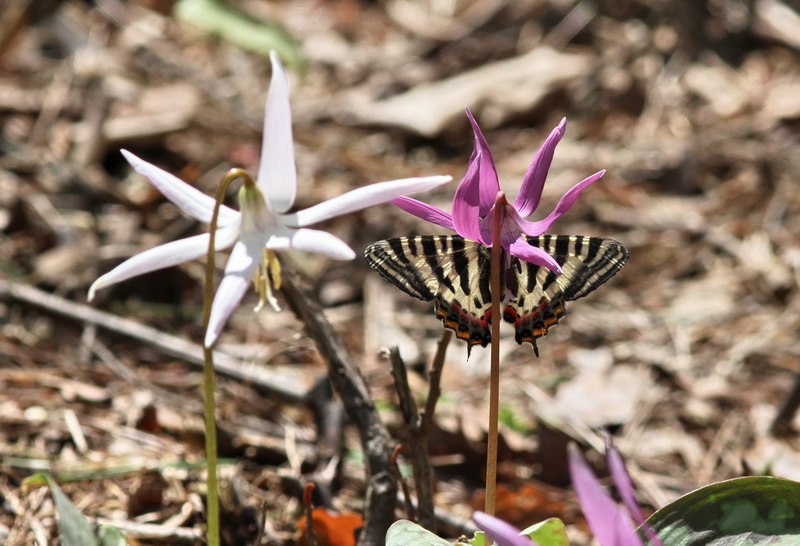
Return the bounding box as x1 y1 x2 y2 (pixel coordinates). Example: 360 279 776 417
296 507 363 546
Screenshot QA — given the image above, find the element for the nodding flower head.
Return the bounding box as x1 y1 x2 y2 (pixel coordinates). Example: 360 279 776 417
89 51 452 348
391 109 605 275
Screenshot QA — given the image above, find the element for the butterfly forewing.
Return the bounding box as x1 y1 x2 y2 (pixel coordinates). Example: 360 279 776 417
365 236 494 347
365 234 628 353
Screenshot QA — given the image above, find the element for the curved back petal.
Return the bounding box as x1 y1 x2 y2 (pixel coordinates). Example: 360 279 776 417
514 118 566 218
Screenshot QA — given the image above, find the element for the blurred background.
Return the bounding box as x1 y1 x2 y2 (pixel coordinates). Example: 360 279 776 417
2 0 800 544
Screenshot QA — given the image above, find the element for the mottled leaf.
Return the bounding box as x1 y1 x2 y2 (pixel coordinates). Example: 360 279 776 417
646 476 800 545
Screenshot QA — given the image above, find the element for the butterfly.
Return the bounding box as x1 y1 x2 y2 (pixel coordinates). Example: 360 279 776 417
364 234 628 355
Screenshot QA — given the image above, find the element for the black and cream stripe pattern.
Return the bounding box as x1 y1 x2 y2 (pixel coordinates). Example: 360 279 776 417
364 235 628 354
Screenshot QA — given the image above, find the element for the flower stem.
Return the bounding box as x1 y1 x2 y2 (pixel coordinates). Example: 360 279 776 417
202 167 255 546
485 191 506 516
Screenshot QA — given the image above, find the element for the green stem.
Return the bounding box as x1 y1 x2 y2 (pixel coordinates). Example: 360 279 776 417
202 168 255 546
485 191 507 516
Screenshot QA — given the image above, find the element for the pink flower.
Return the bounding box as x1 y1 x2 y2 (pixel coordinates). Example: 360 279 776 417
569 444 660 546
391 109 605 274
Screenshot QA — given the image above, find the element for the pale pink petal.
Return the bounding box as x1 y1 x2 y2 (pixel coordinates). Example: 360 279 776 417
204 238 260 347
465 108 501 215
514 118 566 217
390 196 455 231
284 176 451 227
607 446 643 525
88 226 239 301
452 150 487 243
257 51 297 214
266 227 355 260
568 445 644 546
516 170 605 235
607 446 661 544
472 512 534 546
509 236 562 274
121 150 239 226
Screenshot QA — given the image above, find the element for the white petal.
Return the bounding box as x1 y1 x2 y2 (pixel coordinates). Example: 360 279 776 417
266 228 355 260
257 51 297 214
204 238 260 347
88 226 239 301
285 175 452 227
121 150 239 226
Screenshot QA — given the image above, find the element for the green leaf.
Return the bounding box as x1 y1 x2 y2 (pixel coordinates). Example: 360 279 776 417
521 517 569 546
499 406 534 434
98 525 127 546
174 0 304 69
468 531 488 546
386 520 454 545
22 474 127 546
24 473 98 546
646 476 800 545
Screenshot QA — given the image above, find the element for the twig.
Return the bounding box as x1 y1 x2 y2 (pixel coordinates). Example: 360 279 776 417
303 482 318 546
771 370 800 436
0 278 310 401
280 259 397 546
420 329 451 437
306 377 345 508
391 445 415 521
387 347 435 530
94 518 202 542
62 409 88 455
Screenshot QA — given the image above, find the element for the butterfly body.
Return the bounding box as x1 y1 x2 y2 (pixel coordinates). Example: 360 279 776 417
365 235 628 354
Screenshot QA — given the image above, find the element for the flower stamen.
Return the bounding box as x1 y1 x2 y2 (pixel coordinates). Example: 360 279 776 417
253 249 282 312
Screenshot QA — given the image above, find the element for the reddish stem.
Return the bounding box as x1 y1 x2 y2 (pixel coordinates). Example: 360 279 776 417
485 191 506 515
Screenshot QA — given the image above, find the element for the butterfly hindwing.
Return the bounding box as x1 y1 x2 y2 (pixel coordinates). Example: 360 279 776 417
503 235 629 351
364 236 493 347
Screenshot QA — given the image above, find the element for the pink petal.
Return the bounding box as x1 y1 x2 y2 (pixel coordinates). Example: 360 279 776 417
465 108 501 216
257 51 297 214
452 149 487 243
204 238 260 347
517 170 605 235
608 446 662 545
285 176 451 227
514 118 566 218
607 445 644 525
121 150 239 226
508 236 562 274
472 512 534 546
88 226 239 301
568 445 644 546
390 196 455 231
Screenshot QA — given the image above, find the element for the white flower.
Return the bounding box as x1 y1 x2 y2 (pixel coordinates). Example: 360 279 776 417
89 51 451 347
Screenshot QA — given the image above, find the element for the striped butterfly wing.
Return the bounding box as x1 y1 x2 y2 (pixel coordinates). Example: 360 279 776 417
503 235 629 354
365 234 628 354
364 236 494 347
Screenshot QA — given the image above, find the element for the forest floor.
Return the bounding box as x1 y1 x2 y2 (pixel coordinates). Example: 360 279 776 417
2 0 800 544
